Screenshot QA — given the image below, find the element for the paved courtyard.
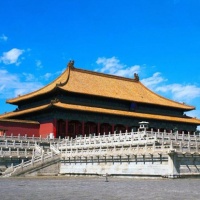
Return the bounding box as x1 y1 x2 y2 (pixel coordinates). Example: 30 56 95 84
0 176 200 200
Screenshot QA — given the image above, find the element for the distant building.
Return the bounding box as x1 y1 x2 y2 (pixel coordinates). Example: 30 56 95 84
0 61 200 138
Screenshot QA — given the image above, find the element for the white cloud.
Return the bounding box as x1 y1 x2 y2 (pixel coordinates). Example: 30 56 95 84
22 73 36 81
140 71 200 103
156 84 200 102
0 48 24 65
36 60 43 69
0 69 43 99
43 73 53 80
96 56 140 78
141 72 167 89
0 34 8 41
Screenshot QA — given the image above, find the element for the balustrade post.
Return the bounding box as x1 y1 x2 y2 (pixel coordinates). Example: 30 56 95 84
146 130 148 138
188 140 191 152
179 141 182 152
195 140 198 152
18 134 20 140
17 148 19 157
41 152 44 163
11 163 14 171
182 131 184 141
170 141 173 150
21 159 24 168
153 142 155 151
31 157 34 166
145 142 147 153
188 132 191 142
155 132 157 140
32 149 35 158
175 133 177 142
3 132 6 140
25 148 27 157
9 147 11 156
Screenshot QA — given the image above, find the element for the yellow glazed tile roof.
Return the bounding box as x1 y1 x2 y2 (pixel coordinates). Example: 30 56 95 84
0 104 49 119
7 64 194 110
0 102 200 125
0 118 39 124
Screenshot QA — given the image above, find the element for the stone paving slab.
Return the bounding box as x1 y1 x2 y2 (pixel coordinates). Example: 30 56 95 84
0 176 200 200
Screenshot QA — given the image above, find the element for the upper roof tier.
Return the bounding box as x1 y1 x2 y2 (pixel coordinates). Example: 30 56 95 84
7 61 194 110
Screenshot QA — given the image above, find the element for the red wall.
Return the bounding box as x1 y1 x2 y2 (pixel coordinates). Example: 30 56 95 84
39 119 56 138
0 121 40 137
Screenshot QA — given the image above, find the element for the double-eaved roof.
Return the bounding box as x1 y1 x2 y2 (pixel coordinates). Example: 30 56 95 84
7 63 194 111
1 62 200 125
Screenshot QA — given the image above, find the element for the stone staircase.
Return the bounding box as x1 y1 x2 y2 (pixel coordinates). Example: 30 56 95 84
1 144 61 177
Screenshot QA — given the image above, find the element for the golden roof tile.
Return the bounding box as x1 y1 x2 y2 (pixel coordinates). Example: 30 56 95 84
0 104 49 119
0 118 39 124
7 63 194 110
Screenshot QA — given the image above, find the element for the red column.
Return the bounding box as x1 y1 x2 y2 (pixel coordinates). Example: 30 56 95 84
53 119 57 138
97 123 100 135
82 121 85 136
65 120 68 138
112 124 115 134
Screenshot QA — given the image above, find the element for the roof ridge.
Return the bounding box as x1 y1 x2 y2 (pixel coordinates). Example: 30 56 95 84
71 66 139 83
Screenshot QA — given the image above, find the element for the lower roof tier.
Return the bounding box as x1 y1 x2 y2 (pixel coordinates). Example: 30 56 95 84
0 102 200 125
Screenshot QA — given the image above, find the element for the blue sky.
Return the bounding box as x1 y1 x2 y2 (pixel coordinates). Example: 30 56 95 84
0 0 200 121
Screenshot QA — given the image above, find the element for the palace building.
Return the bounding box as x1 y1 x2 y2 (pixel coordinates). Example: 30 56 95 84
0 61 200 138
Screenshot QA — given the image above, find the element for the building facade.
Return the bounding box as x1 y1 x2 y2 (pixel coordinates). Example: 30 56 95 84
0 61 200 138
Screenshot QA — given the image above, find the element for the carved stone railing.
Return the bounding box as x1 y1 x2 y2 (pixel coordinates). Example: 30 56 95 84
0 147 33 158
0 133 63 143
58 131 200 159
